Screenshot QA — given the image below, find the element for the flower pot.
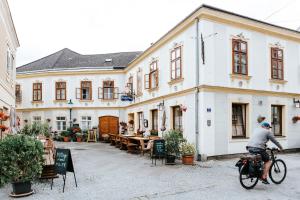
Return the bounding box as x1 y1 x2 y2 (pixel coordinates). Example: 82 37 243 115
63 136 69 142
182 155 194 165
165 155 176 165
76 137 82 142
12 181 32 195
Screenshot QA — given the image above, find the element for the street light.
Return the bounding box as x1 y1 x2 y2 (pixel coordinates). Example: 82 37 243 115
68 99 74 129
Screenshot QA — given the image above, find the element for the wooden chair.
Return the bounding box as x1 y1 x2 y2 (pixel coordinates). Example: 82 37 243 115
140 140 153 156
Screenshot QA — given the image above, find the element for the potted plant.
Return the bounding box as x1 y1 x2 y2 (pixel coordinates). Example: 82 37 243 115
180 142 196 165
76 132 83 142
163 130 186 165
0 124 8 132
60 131 70 142
0 134 44 196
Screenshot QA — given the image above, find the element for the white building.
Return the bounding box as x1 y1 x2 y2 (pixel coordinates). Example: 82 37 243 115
0 0 19 133
16 5 300 158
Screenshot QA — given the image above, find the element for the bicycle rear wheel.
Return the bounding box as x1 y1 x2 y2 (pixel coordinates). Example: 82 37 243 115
239 164 258 189
269 159 287 184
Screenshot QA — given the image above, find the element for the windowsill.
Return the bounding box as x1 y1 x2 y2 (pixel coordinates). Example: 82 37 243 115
168 78 184 85
275 136 287 140
31 101 44 104
148 87 159 92
79 100 94 102
230 74 252 80
269 79 287 84
230 137 249 142
100 99 117 102
53 100 68 103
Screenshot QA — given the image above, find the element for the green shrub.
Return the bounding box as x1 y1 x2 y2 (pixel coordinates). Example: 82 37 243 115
60 131 70 137
0 134 44 187
163 130 186 157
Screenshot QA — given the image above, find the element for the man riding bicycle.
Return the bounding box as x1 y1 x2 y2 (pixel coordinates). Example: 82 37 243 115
247 122 283 184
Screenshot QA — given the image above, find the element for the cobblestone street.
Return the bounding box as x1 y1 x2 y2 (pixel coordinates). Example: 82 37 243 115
1 142 300 200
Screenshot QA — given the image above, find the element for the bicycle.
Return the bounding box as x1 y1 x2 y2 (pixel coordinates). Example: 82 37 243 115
236 147 287 189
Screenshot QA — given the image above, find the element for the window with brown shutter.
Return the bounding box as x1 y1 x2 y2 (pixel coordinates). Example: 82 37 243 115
232 104 247 138
32 83 42 101
80 81 92 100
271 105 283 136
170 46 182 80
151 109 158 131
55 82 66 100
15 84 21 103
146 60 159 90
103 81 114 100
271 48 284 80
232 39 248 75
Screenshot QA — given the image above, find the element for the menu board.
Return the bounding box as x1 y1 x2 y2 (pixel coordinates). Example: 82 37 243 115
153 139 165 157
54 148 74 175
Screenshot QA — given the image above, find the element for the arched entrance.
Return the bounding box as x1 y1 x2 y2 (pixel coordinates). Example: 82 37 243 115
98 116 119 139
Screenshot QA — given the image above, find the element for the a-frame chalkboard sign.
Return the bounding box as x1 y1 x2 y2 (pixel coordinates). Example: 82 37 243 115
51 148 78 192
151 139 165 165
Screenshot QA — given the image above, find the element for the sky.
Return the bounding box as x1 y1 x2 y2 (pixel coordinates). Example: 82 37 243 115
7 0 300 67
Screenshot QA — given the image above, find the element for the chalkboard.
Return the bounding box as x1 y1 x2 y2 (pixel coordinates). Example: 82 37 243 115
54 148 74 175
153 139 165 157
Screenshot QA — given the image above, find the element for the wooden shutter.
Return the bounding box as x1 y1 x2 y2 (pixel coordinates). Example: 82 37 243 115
98 87 103 99
76 88 81 99
144 74 150 89
113 87 119 99
155 70 159 87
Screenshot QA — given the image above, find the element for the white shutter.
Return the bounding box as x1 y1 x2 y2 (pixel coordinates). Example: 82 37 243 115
114 87 119 99
144 74 150 89
76 88 81 99
98 87 103 99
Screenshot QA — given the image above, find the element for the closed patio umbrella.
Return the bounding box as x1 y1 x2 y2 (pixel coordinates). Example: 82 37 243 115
160 109 166 137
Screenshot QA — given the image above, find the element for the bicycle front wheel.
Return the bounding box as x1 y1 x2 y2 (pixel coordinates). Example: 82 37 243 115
269 159 287 184
239 164 258 189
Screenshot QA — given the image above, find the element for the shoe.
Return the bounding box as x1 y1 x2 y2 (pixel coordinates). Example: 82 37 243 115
260 178 270 184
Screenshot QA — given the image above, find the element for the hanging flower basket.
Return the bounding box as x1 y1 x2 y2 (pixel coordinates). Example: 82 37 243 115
0 125 9 131
0 112 9 121
292 116 300 123
180 104 187 112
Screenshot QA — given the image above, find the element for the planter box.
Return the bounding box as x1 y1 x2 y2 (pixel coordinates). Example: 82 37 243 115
165 155 176 165
12 181 31 195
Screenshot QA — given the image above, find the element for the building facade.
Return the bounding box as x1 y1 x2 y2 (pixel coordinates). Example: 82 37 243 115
0 0 19 132
16 5 300 158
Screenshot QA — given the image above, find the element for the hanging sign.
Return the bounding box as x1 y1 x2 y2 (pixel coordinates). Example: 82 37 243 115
121 95 133 101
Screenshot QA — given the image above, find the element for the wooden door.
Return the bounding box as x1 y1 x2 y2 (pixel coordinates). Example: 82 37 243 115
99 116 119 138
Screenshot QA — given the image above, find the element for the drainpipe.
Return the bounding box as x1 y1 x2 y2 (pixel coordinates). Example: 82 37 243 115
195 17 200 161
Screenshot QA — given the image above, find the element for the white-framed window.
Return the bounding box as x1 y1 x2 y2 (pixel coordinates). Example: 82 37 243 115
56 116 67 131
81 116 92 130
6 48 14 77
33 116 42 123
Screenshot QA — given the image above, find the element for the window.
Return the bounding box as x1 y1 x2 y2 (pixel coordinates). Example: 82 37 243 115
136 69 142 95
170 46 182 80
138 112 144 130
77 81 92 100
271 105 283 136
33 116 41 123
15 84 21 103
55 82 66 100
127 76 133 94
81 116 92 130
98 81 119 100
271 48 284 80
232 39 248 75
33 83 42 101
145 61 159 89
56 116 67 131
232 104 247 138
151 109 158 131
103 81 114 100
173 106 183 132
6 49 14 76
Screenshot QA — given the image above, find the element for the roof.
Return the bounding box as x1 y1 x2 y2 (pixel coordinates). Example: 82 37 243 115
17 48 142 73
126 4 300 69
